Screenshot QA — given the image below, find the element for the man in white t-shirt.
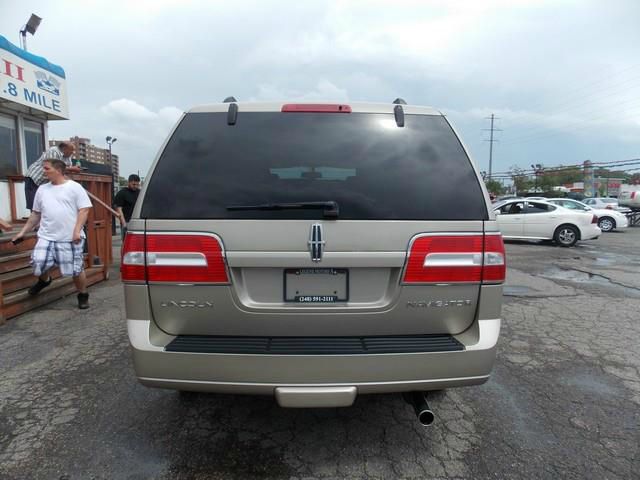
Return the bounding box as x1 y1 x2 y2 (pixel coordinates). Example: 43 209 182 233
13 158 93 309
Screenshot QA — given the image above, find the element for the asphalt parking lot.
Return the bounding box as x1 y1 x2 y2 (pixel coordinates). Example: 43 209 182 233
1 229 639 480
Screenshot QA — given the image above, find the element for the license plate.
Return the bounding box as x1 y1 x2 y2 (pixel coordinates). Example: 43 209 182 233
284 268 349 303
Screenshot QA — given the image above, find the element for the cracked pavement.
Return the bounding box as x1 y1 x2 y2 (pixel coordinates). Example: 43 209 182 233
1 230 639 479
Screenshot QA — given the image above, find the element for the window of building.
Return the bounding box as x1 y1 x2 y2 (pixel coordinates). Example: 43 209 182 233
24 120 45 167
0 113 18 177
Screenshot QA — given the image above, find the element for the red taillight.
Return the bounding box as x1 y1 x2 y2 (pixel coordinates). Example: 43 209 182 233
146 234 228 283
482 234 507 283
402 234 505 285
631 192 636 199
592 214 598 224
120 233 229 284
121 232 146 283
281 103 352 113
605 204 613 209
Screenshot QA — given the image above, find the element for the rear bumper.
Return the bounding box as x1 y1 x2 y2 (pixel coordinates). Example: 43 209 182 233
580 224 601 240
127 317 500 404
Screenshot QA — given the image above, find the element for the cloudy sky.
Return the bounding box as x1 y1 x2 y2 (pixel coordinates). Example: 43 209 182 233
1 0 639 179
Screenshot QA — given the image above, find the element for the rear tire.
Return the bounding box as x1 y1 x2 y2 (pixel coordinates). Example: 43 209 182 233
554 225 579 247
597 217 615 232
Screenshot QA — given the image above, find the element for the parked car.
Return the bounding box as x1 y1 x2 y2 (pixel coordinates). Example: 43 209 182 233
546 198 628 232
121 99 505 423
495 194 521 203
582 197 631 213
566 191 586 201
618 189 640 209
493 199 600 246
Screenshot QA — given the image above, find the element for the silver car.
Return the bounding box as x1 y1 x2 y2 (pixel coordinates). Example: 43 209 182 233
121 99 505 425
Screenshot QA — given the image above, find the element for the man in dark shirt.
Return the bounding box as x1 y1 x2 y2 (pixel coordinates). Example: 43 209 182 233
114 174 141 240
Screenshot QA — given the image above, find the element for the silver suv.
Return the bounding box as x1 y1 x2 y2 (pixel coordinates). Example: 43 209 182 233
122 99 505 424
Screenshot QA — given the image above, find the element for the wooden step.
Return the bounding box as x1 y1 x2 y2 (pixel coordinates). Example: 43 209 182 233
0 232 37 255
0 267 62 295
0 251 32 274
1 267 105 322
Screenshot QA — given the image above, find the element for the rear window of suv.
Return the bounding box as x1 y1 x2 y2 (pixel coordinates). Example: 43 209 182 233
141 112 488 220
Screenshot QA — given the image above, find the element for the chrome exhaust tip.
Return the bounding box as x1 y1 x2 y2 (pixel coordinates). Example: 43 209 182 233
403 391 435 426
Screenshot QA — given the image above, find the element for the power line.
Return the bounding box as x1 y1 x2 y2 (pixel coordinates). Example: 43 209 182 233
490 158 640 177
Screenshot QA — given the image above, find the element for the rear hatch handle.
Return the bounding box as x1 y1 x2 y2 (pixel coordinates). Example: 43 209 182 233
226 201 339 218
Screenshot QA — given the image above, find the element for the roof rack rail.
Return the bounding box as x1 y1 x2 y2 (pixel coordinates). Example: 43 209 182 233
392 98 407 105
223 96 237 103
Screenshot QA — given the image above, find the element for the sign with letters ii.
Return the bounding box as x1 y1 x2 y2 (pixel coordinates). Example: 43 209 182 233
0 35 69 119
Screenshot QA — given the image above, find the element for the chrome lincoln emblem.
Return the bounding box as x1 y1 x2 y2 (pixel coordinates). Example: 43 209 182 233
308 223 325 262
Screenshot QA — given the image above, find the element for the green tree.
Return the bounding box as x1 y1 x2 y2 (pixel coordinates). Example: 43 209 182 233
545 166 582 185
509 166 532 194
485 179 505 195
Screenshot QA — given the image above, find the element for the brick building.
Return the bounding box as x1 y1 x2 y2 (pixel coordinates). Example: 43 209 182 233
48 136 119 179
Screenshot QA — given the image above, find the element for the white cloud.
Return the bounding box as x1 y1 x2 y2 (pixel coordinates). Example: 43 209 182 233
101 98 166 121
12 0 640 177
96 98 183 175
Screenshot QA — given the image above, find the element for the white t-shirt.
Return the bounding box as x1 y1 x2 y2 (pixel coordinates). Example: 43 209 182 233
32 180 93 241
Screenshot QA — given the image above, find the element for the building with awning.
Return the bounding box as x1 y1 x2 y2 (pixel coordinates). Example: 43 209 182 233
0 33 69 219
0 33 114 323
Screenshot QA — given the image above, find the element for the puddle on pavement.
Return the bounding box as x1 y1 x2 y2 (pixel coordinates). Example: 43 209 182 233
592 254 640 267
594 257 615 266
503 285 535 296
541 267 640 298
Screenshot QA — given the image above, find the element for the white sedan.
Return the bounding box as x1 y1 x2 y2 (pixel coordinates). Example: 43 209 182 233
582 197 631 214
546 198 628 232
493 199 601 247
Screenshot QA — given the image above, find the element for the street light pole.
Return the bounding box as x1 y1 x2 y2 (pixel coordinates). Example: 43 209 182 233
106 136 117 235
106 136 117 191
18 14 42 51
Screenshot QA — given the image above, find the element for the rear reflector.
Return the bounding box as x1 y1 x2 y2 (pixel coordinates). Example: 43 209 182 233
403 234 505 284
121 233 229 284
281 104 352 113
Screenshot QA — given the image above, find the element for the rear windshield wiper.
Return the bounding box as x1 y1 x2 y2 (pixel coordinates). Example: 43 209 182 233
226 201 339 218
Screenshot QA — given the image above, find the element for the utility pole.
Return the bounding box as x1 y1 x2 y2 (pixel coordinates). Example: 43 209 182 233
483 114 501 178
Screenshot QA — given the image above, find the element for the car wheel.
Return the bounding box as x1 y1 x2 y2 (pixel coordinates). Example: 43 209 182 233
598 217 615 232
554 225 579 247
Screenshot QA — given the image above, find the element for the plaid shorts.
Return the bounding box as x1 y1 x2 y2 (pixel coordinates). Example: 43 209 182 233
31 238 85 277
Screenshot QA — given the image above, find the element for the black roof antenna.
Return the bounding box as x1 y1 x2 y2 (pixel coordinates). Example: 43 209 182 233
393 98 406 127
224 96 238 125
